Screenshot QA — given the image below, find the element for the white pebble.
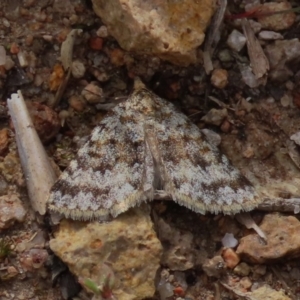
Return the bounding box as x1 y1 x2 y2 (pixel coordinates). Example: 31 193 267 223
157 278 174 300
290 132 300 146
258 31 283 40
17 51 29 67
96 25 108 38
71 60 86 78
227 29 246 52
2 18 10 28
222 233 238 248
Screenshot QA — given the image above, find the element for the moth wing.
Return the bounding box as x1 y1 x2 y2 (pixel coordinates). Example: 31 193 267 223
48 104 150 220
155 98 260 214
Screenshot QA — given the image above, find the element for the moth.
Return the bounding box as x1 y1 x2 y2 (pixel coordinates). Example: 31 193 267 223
48 81 260 220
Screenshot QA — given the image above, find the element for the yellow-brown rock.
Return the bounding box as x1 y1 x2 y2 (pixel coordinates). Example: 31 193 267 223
50 206 162 300
91 0 216 66
250 285 291 300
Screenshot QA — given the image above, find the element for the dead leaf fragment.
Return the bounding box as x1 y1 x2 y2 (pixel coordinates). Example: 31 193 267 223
61 29 83 71
242 19 269 79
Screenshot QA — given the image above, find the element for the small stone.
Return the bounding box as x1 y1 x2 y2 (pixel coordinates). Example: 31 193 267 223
202 256 225 277
285 81 294 91
58 110 70 126
222 248 240 269
89 37 103 50
0 152 24 185
157 277 174 300
16 242 27 253
69 14 79 25
265 39 300 82
25 35 34 46
0 193 27 230
237 214 300 263
68 95 86 112
248 20 262 34
91 68 109 82
4 56 15 71
280 93 292 108
157 218 195 271
19 249 48 271
109 48 125 66
221 233 238 248
211 69 228 89
25 231 46 250
258 31 283 40
2 18 10 28
193 76 202 82
30 249 48 269
42 35 53 42
10 42 19 54
27 51 37 68
17 51 29 67
173 271 188 293
33 74 42 87
96 25 108 38
218 49 233 62
71 60 86 78
81 82 104 104
92 53 108 67
240 65 260 88
239 277 252 290
242 145 255 159
7 266 18 276
227 29 246 52
49 64 65 91
173 286 185 297
220 119 231 133
201 108 228 126
290 132 300 146
257 2 296 31
234 262 251 276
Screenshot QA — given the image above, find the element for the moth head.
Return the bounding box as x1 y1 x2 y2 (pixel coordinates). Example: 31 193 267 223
127 88 160 117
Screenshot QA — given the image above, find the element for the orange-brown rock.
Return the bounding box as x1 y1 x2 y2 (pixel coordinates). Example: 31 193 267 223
237 213 300 263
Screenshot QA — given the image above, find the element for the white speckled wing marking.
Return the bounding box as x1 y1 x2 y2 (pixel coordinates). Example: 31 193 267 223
48 100 154 220
151 94 259 214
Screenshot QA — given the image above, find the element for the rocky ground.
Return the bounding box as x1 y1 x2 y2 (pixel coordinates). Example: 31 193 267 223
1 0 300 299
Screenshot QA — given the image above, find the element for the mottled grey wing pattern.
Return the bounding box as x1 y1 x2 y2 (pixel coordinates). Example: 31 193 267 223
48 103 148 220
152 94 259 214
48 85 259 221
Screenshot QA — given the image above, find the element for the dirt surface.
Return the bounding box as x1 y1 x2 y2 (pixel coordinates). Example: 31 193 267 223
1 0 300 300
